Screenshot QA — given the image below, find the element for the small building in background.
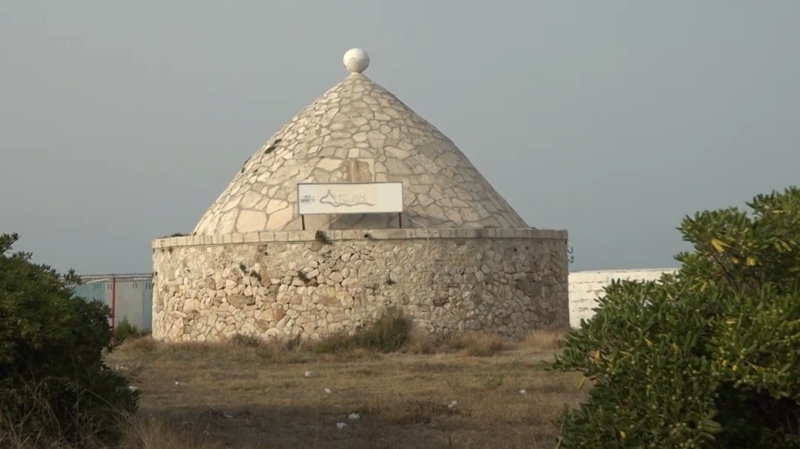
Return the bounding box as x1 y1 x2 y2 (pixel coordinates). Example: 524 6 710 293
568 268 677 328
72 273 153 332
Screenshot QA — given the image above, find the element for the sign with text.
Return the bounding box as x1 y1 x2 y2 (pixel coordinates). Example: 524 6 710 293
297 182 403 215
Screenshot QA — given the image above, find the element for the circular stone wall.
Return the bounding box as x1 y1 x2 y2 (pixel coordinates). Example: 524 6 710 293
151 228 569 342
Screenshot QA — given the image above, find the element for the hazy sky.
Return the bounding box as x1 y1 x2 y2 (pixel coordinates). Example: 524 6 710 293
1 1 798 275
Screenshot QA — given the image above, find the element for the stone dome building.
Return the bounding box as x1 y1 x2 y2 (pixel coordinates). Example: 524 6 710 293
151 49 569 342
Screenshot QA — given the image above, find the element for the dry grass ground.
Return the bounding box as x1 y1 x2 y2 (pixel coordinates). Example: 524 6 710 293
102 329 586 449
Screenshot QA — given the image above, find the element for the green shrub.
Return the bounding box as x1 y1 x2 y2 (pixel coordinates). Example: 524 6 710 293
0 233 138 447
114 316 141 342
354 311 412 352
553 187 800 448
311 310 412 354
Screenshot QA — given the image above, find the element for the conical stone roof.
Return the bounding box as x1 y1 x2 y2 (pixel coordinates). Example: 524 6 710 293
193 49 528 235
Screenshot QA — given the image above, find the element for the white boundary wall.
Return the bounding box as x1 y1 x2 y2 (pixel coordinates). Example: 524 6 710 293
568 269 678 328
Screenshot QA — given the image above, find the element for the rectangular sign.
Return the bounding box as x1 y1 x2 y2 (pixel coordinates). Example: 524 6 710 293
297 182 403 215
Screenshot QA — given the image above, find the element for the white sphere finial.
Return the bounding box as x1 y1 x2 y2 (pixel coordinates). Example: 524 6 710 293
343 48 370 74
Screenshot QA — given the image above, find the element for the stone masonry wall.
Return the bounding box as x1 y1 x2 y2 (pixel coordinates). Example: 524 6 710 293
151 228 568 342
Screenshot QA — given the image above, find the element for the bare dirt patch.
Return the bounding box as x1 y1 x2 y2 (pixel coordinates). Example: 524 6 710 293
108 329 585 449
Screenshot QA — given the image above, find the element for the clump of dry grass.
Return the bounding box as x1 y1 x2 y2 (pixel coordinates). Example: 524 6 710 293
405 328 569 358
0 413 228 449
404 331 505 356
119 415 225 449
119 326 570 364
444 332 507 357
521 328 567 352
309 312 413 355
0 377 142 449
120 312 415 364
